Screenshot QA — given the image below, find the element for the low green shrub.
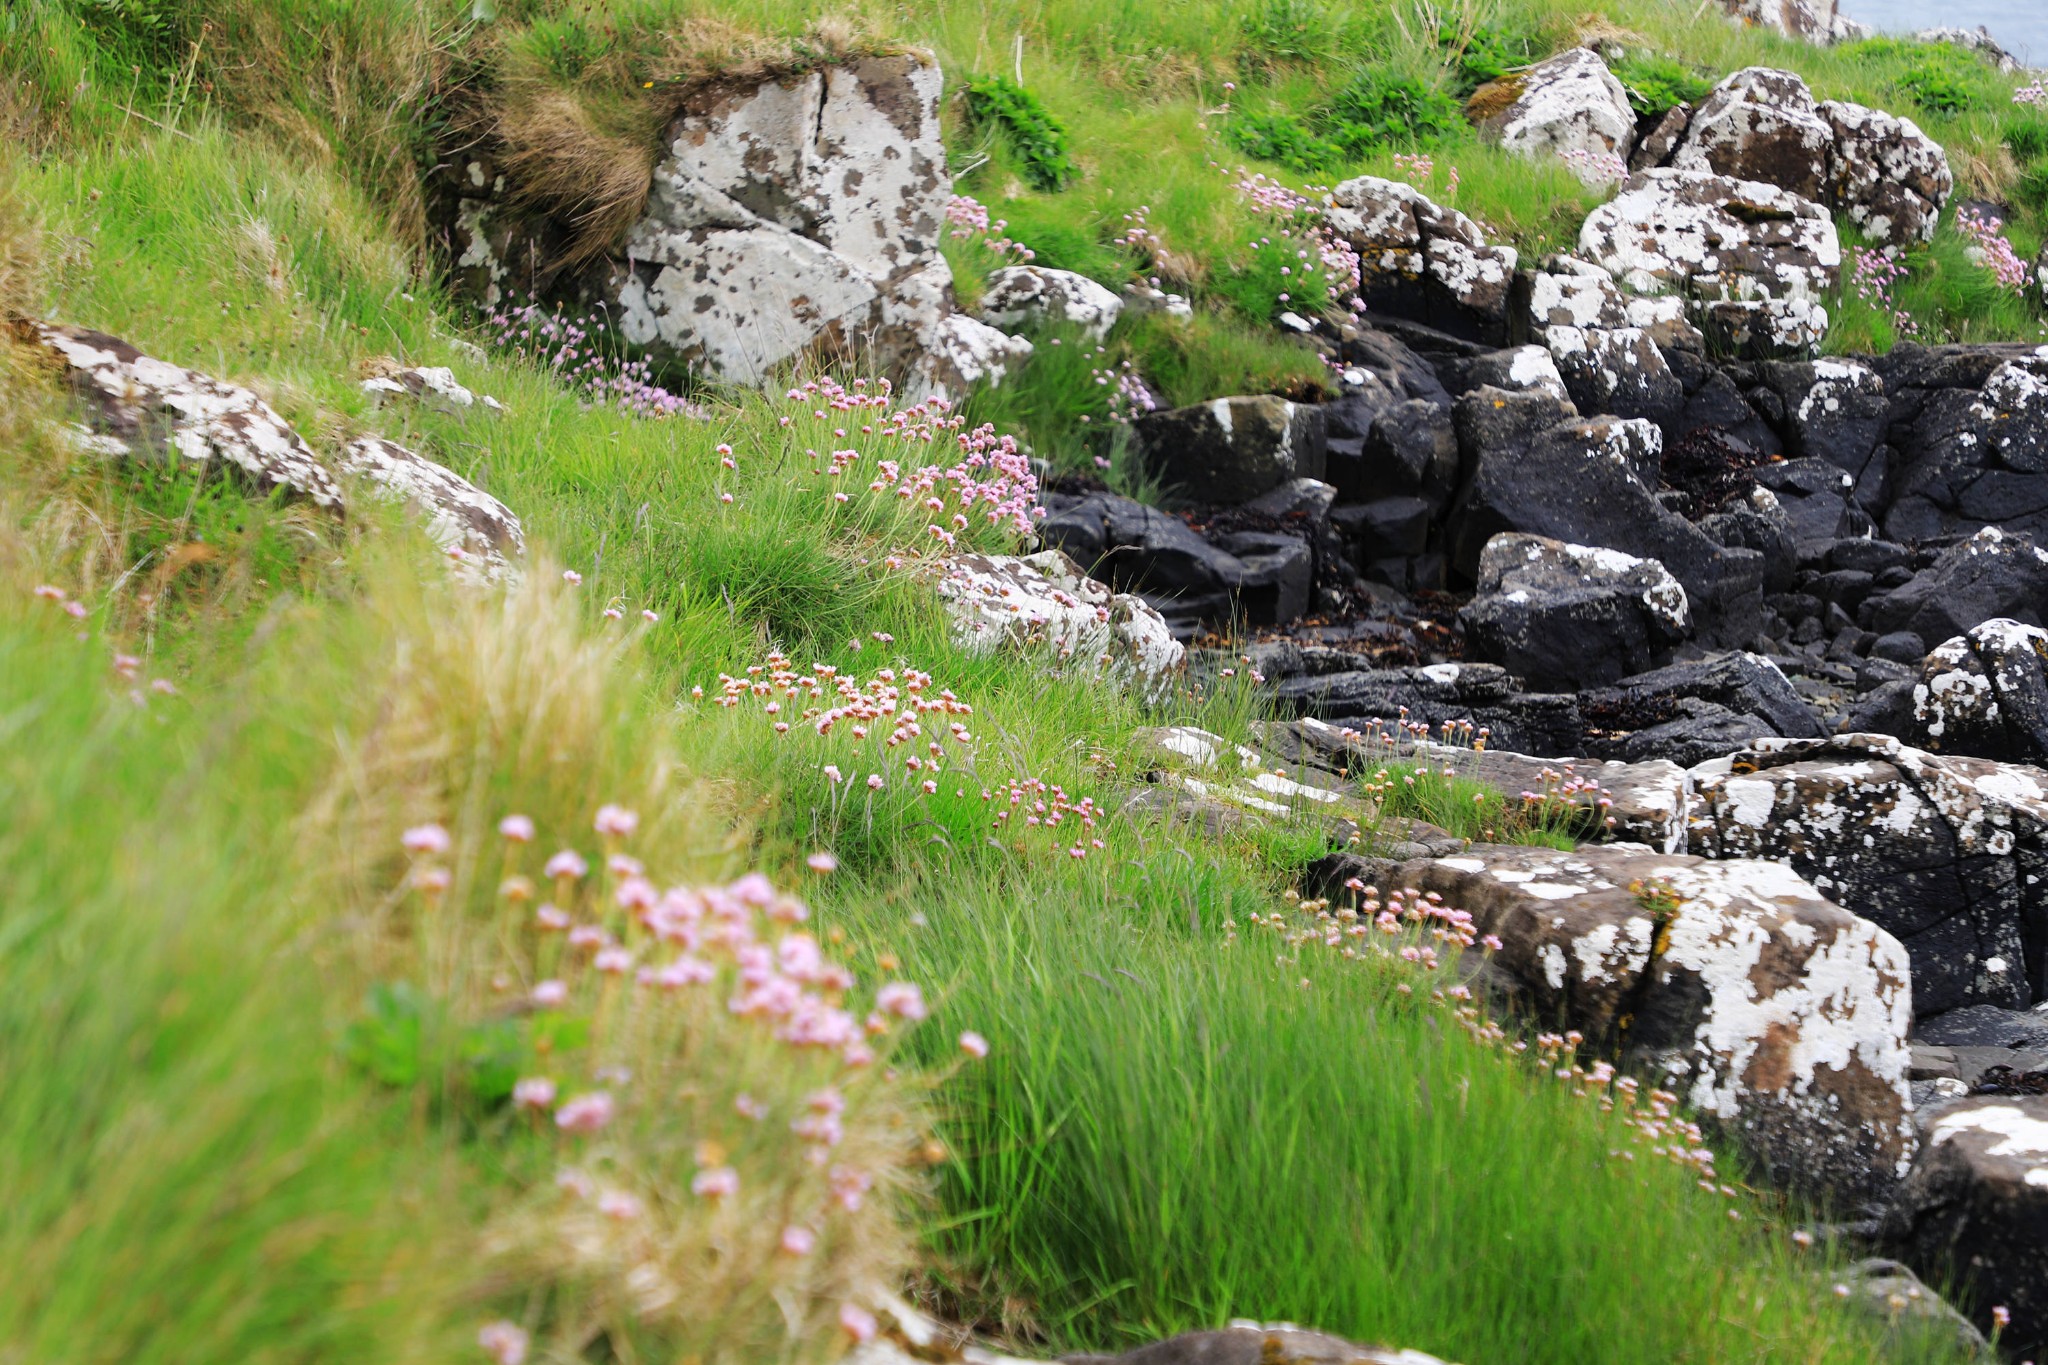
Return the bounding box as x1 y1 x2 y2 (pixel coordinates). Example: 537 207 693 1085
1842 37 1996 116
1237 0 1339 72
1223 108 1348 174
1613 53 1713 115
1438 23 1530 96
1325 69 1468 152
964 73 1079 192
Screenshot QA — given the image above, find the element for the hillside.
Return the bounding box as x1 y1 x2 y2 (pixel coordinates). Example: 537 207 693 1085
4 1 2048 1363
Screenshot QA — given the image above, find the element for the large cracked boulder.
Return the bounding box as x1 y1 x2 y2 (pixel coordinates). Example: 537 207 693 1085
1445 394 1764 645
1868 528 2048 644
1578 169 1839 358
1711 0 1868 44
1820 101 1953 248
30 323 522 577
1884 1096 2048 1358
1672 68 1835 203
976 266 1124 339
933 550 1184 703
1762 358 1890 508
1324 176 1519 343
1911 619 2048 765
1479 48 1636 186
1688 734 2048 1016
1459 533 1691 691
1133 396 1326 506
1886 349 2048 544
1363 844 1916 1199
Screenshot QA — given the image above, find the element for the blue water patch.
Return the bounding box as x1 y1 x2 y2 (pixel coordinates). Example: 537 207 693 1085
1845 0 2046 62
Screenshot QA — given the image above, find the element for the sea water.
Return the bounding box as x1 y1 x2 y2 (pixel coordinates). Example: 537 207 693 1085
1845 0 2046 62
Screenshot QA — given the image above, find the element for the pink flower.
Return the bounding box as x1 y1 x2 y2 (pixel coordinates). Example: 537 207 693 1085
64 601 86 619
562 569 583 586
478 1320 529 1365
598 1188 643 1220
1481 934 1503 952
498 814 536 843
544 849 588 880
734 1092 765 1120
866 773 885 790
1993 1306 2012 1330
594 804 639 838
401 823 452 856
838 1304 878 1343
32 584 64 601
532 979 569 1008
823 764 843 783
535 904 571 931
641 608 659 623
780 1224 817 1256
691 1165 739 1199
594 946 634 974
807 851 838 873
876 981 927 1021
959 1030 990 1059
554 1091 615 1133
512 1077 557 1110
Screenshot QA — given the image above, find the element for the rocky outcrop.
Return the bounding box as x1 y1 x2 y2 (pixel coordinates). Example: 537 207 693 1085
1459 533 1691 691
1911 619 2048 765
1821 101 1954 249
934 550 1185 703
1578 169 1839 358
450 56 1026 396
1324 176 1519 343
1345 843 1916 1199
1270 663 1586 757
28 323 522 577
1133 397 1326 505
1672 68 1835 203
977 266 1124 339
1689 734 2048 1017
1709 0 1868 44
1478 48 1636 185
1868 528 2048 644
1883 350 2048 544
1884 1096 2048 1357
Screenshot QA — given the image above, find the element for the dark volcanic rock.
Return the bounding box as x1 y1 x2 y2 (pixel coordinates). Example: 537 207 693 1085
1586 652 1825 744
1133 396 1326 505
1909 618 2048 765
1459 533 1692 691
1868 528 2048 644
1270 662 1583 756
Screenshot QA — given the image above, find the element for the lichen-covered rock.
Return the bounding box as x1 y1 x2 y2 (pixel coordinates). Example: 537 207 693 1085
1673 68 1835 203
1063 1324 1455 1365
919 313 1035 395
1459 533 1692 691
360 362 502 416
1543 325 1683 427
33 322 342 508
976 266 1123 339
1379 843 1916 1199
1711 0 1868 44
1765 357 1890 506
1132 396 1327 505
1914 25 2022 72
1325 176 1519 342
1885 348 2048 544
1883 1096 2048 1358
1688 733 2048 1016
935 549 1184 702
1911 619 2048 765
1479 48 1637 186
28 322 524 578
1819 101 1953 248
1585 652 1826 746
1463 345 1571 403
338 436 524 579
1577 169 1839 358
1869 527 2048 645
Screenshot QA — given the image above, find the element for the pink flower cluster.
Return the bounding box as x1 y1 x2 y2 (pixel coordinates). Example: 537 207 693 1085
2016 79 2048 107
945 194 1035 261
985 776 1106 861
1559 147 1629 187
1850 247 1918 339
31 583 181 705
1227 168 1364 312
1391 151 1461 199
1957 206 2031 292
1089 355 1159 424
777 377 1042 543
1114 204 1167 264
485 299 710 420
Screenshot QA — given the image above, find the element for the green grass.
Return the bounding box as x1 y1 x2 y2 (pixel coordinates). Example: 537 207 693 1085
0 1 2030 1359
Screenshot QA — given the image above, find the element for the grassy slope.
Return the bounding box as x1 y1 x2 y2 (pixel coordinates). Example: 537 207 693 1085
0 1 2025 1361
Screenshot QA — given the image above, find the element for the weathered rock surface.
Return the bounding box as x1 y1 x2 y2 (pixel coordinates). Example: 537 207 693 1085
1820 100 1953 248
1459 533 1691 691
1884 1096 2048 1357
1578 169 1839 358
1062 1325 1454 1365
1828 1258 1993 1359
1869 528 2048 644
1360 843 1916 1198
1688 734 2048 1016
360 362 503 415
29 322 522 577
1133 396 1327 506
1911 619 2048 765
934 550 1184 703
977 266 1124 339
1270 663 1585 757
1884 349 2048 544
1672 68 1835 203
1325 176 1519 343
1479 48 1636 185
1710 0 1868 44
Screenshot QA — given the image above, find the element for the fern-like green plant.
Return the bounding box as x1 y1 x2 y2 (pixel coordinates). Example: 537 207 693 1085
964 73 1080 192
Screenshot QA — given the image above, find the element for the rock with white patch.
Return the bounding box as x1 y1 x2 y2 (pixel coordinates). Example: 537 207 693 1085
1869 527 2048 645
1325 176 1520 343
1688 733 2048 1016
1819 101 1953 248
977 266 1123 339
1884 349 2048 544
1542 326 1684 428
934 550 1184 703
1459 533 1693 691
1758 357 1890 508
1672 69 1835 203
1883 1095 2048 1357
1132 395 1327 505
1583 652 1827 756
1463 345 1571 403
1478 48 1638 187
1577 169 1839 358
1710 0 1868 44
1373 843 1916 1199
338 436 524 580
1062 1324 1457 1365
33 322 342 508
1910 619 2048 765
919 313 1035 395
1914 26 2023 73
360 363 501 415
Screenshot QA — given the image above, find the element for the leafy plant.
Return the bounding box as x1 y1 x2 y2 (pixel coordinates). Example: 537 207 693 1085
964 73 1080 192
1613 53 1713 115
1224 109 1347 174
1324 70 1468 153
1843 37 1994 115
1439 23 1529 96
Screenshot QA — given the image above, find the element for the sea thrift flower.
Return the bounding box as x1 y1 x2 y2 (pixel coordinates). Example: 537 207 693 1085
959 1030 990 1058
499 813 536 843
554 1091 615 1133
839 1304 878 1343
780 1225 817 1256
512 1077 557 1110
544 849 589 880
532 979 569 1008
401 823 452 855
478 1321 529 1365
562 569 582 585
594 804 639 838
691 1165 740 1199
807 851 839 873
598 1188 644 1220
876 981 927 1021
